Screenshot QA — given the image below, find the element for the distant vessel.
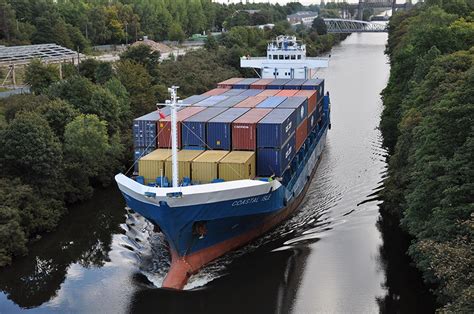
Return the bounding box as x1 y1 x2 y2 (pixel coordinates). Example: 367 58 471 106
115 36 331 289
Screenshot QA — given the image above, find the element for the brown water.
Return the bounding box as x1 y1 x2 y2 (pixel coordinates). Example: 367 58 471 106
0 33 436 314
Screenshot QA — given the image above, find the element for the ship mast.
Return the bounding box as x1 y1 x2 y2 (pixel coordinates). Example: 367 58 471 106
168 86 179 188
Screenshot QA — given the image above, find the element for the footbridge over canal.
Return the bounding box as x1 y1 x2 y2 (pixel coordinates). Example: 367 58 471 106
324 19 388 33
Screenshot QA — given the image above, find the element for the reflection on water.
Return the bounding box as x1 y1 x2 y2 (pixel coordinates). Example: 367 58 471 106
0 33 435 313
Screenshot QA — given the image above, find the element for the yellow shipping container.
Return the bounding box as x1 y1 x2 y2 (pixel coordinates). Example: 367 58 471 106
138 149 172 184
192 150 229 183
165 150 204 181
219 151 256 181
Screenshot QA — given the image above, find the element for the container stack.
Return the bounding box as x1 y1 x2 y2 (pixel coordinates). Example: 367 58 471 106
133 77 327 185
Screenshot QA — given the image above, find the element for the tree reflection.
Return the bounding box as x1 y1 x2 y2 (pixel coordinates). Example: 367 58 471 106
0 187 124 308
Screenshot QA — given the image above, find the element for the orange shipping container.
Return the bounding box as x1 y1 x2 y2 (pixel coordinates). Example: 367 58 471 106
276 89 299 97
233 96 267 108
250 78 274 89
158 107 206 148
217 78 245 88
295 90 317 114
258 89 280 96
296 119 308 151
202 88 230 96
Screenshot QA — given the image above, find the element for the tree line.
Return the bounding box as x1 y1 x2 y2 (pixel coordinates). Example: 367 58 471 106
0 0 310 49
380 0 473 311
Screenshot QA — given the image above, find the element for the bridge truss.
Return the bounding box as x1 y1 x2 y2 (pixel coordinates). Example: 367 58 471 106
324 19 388 33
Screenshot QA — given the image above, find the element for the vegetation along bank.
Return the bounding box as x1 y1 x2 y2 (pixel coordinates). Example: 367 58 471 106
380 1 473 312
0 1 347 268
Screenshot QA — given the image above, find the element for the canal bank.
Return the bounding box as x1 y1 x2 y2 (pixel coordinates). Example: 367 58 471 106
0 33 435 313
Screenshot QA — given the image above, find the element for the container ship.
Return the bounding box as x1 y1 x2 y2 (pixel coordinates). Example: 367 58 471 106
115 36 331 289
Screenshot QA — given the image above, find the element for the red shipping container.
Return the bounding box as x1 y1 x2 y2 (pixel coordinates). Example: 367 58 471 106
250 79 274 89
295 90 317 114
217 78 245 88
258 89 280 96
202 88 230 96
158 107 205 148
296 119 308 151
234 96 267 108
232 108 272 150
276 89 299 97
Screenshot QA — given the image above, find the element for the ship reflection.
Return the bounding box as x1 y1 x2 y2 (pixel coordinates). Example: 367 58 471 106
0 187 124 309
130 243 311 314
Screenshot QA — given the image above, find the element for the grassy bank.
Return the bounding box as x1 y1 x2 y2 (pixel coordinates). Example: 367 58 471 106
380 1 473 311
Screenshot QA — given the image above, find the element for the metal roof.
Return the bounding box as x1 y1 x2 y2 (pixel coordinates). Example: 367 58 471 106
0 44 80 66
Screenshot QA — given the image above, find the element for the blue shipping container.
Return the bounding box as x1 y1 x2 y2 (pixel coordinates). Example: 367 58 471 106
257 108 297 148
301 79 325 101
221 89 246 96
182 95 210 106
214 96 248 108
238 89 263 97
257 133 296 177
233 78 259 89
284 79 307 90
207 108 250 150
195 95 229 107
307 107 320 134
133 111 161 148
277 96 308 126
256 96 287 108
182 107 228 147
266 79 291 90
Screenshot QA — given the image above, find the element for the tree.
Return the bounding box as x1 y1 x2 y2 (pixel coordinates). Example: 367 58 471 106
0 203 27 267
120 44 161 75
63 114 110 202
0 112 63 198
312 17 327 35
79 58 100 82
25 60 60 94
36 99 79 140
95 62 114 85
204 34 218 51
168 22 186 42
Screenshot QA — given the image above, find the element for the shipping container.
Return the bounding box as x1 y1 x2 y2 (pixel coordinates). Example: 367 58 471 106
194 95 229 107
307 107 320 134
257 133 296 177
181 95 210 106
202 88 230 96
207 108 249 150
221 89 246 96
277 96 308 126
214 96 247 108
266 79 291 89
233 78 259 89
258 89 280 96
232 108 272 150
133 111 161 148
276 89 299 97
192 150 230 183
233 96 267 108
301 78 325 101
257 108 296 148
284 79 307 90
295 119 308 151
238 89 263 97
182 107 228 147
217 78 244 88
219 151 256 181
256 96 287 108
158 106 206 148
295 90 317 113
165 150 204 182
250 78 274 89
138 149 172 184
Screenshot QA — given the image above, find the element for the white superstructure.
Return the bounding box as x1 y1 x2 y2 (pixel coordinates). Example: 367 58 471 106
240 35 329 79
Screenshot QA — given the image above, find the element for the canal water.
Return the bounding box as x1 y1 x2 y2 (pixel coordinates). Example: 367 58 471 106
0 33 435 313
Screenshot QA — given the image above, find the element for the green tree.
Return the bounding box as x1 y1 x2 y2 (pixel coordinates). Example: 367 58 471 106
25 60 60 94
168 22 186 42
312 17 327 35
79 58 100 82
36 99 79 140
95 62 114 85
0 112 63 198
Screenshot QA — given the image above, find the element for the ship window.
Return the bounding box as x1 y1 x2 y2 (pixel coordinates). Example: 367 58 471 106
268 55 271 59
279 55 283 60
297 55 302 60
273 55 278 60
291 55 296 60
285 55 290 60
